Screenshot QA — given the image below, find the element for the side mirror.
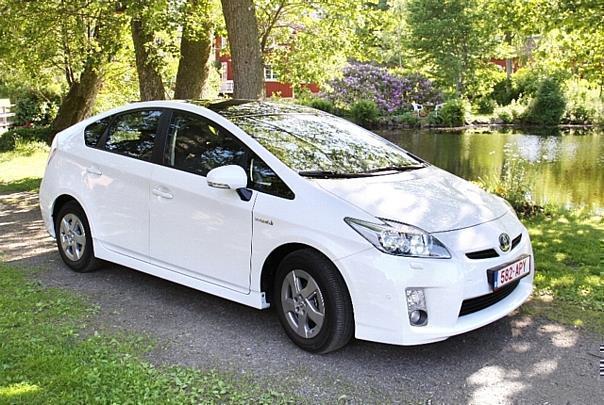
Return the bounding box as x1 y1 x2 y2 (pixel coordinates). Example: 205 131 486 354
207 165 248 190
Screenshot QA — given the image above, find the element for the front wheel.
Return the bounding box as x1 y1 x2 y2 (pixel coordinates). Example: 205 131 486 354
274 249 354 353
54 201 99 273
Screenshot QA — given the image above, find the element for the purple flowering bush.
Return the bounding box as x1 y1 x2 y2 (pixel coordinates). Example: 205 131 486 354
325 62 443 114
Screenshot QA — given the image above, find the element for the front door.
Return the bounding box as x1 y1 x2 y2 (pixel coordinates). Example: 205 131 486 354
149 111 255 292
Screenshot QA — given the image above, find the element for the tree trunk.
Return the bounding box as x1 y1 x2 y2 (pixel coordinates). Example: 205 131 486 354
174 1 212 100
131 18 165 101
50 63 101 137
220 0 264 99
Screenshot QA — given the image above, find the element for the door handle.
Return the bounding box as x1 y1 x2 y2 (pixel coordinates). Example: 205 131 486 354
152 187 173 200
86 166 102 176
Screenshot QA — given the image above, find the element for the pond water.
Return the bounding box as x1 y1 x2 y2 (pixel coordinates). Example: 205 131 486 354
377 127 604 209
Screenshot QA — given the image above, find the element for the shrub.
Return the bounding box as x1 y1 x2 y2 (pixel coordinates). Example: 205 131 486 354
474 96 496 114
426 111 443 126
524 78 566 126
307 98 335 114
326 62 442 114
494 99 528 124
399 112 421 127
562 80 602 125
0 126 53 151
512 68 541 98
350 100 379 127
477 146 540 216
12 90 60 127
491 78 520 106
439 99 467 127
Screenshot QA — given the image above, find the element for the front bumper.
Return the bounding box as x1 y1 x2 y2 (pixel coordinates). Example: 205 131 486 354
335 213 534 346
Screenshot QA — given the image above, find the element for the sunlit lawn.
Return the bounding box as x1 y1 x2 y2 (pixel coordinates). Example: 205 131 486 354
525 212 604 334
0 141 48 193
0 264 289 403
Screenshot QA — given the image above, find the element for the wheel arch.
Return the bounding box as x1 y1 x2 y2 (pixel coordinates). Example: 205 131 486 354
260 243 351 306
52 194 87 227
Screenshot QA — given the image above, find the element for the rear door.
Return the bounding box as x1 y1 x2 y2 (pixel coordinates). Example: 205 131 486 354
86 109 165 258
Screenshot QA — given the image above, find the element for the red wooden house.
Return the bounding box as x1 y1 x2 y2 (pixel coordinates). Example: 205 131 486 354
214 37 319 98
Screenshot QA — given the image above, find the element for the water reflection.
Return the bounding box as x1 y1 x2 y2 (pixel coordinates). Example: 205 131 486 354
378 128 603 208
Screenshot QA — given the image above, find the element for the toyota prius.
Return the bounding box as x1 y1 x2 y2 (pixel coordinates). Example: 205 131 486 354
40 100 534 353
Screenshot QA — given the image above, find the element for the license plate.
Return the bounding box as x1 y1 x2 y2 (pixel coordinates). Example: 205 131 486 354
488 255 531 290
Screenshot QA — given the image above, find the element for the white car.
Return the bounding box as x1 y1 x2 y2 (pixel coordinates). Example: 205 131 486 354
39 100 534 353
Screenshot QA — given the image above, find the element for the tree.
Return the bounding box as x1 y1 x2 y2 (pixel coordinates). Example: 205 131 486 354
404 0 497 96
174 0 214 99
254 0 391 89
220 0 264 99
0 1 128 136
131 16 166 100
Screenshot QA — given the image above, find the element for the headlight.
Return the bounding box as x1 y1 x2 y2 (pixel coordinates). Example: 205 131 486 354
344 218 451 259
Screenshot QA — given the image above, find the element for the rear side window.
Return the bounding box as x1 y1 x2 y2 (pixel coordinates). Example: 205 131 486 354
165 112 247 176
102 110 162 161
84 117 112 147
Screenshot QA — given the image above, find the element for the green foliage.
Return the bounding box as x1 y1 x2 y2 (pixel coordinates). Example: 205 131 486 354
474 96 496 114
0 127 52 151
307 98 335 114
398 112 421 127
11 90 60 127
404 0 497 97
256 1 384 87
439 99 467 127
492 78 519 106
349 99 379 127
524 78 566 126
494 99 528 124
562 80 603 125
477 146 539 215
0 264 292 403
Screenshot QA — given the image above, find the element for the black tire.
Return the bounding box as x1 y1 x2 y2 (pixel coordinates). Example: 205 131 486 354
274 249 354 353
54 200 100 273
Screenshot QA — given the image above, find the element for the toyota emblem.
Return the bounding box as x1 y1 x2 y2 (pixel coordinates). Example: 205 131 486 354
499 233 511 252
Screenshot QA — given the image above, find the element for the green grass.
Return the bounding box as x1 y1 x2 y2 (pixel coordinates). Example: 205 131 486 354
0 263 290 404
524 212 604 334
0 142 48 193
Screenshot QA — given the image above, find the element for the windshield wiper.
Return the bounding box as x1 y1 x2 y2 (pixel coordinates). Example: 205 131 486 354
361 164 425 174
299 164 425 178
298 170 368 179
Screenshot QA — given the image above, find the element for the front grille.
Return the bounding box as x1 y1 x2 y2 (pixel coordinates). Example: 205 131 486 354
465 233 523 260
466 249 499 259
459 280 520 317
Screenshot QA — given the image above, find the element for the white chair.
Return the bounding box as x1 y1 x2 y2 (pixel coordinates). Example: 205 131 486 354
411 102 423 117
434 103 445 116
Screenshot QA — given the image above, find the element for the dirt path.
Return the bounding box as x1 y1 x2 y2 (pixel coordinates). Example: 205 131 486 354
1 191 602 404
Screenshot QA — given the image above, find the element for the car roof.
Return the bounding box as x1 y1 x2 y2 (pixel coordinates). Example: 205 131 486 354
187 99 322 118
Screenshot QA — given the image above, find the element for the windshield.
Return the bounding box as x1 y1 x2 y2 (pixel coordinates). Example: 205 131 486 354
231 114 422 176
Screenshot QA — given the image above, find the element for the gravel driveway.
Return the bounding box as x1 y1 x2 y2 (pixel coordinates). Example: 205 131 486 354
1 191 602 404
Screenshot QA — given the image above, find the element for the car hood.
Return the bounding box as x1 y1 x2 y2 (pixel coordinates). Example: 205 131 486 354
311 167 508 233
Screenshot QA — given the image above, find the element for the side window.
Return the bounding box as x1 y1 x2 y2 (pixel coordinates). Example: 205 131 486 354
84 117 112 147
250 156 295 199
102 110 162 161
165 112 247 176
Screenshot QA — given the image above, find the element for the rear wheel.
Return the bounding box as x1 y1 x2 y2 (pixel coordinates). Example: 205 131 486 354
54 201 99 273
274 249 354 353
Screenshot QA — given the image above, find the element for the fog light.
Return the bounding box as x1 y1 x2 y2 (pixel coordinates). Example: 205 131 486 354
406 288 428 326
409 310 428 326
